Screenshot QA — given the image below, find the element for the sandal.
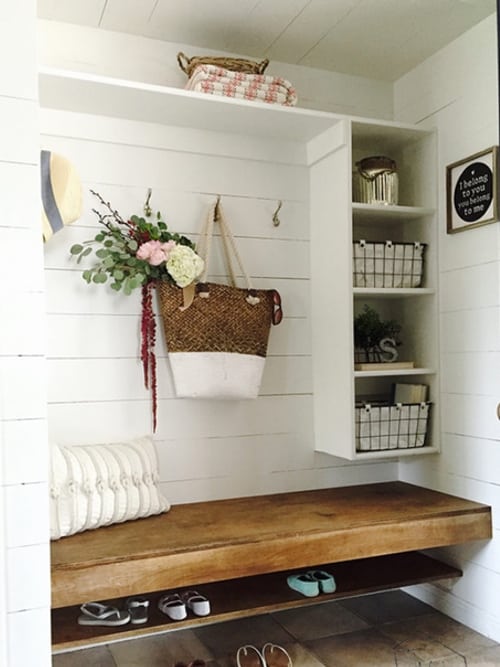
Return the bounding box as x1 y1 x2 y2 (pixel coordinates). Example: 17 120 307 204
126 596 150 624
158 593 187 621
77 601 130 627
236 645 265 667
262 643 293 667
182 590 211 617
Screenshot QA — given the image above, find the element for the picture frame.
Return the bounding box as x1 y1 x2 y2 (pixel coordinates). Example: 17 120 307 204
446 146 499 234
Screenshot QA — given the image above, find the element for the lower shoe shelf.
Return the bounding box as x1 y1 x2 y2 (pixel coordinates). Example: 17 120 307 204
52 551 461 652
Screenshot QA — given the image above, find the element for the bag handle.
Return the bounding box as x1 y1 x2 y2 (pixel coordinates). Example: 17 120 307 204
198 200 254 292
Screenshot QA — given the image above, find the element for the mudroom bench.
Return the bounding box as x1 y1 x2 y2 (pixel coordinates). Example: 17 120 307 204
51 481 492 651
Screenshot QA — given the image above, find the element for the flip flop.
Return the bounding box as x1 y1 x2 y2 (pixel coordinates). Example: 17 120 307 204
126 596 150 624
158 593 187 621
262 643 293 667
77 601 130 627
236 645 266 667
182 590 211 616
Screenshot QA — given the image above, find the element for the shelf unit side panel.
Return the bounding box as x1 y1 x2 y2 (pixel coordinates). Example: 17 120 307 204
310 140 354 459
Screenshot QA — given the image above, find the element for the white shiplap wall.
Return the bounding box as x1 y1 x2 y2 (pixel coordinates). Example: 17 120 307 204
0 2 52 666
394 14 500 642
41 104 397 506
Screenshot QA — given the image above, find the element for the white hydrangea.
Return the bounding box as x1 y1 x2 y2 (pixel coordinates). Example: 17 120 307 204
167 245 204 288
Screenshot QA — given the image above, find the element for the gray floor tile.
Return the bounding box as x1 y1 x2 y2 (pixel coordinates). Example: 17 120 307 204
306 628 400 667
108 629 213 666
272 600 369 641
52 645 117 667
462 643 500 666
393 613 498 656
339 590 434 625
193 614 293 660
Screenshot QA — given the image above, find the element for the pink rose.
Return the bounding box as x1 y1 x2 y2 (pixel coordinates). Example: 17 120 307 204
137 240 178 266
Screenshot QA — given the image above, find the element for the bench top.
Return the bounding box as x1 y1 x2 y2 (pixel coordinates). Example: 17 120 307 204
51 481 491 607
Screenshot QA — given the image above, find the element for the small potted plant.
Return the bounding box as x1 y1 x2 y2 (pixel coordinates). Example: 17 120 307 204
353 305 401 365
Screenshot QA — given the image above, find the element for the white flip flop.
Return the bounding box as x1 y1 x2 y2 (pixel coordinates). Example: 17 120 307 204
77 601 130 627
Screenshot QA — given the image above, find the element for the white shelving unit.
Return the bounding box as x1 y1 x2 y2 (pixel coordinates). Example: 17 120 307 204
38 67 439 462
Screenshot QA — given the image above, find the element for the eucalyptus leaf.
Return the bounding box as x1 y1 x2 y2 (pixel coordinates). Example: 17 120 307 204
70 244 83 255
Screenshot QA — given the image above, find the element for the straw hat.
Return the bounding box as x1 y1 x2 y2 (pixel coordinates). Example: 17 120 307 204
41 150 83 242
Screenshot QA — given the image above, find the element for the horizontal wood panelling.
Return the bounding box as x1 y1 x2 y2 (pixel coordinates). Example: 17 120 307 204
47 355 312 402
45 228 310 280
40 109 308 166
47 394 314 444
41 99 392 507
45 272 311 318
46 314 311 358
40 134 309 200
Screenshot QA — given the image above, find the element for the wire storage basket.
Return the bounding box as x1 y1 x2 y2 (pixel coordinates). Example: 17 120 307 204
355 402 431 452
353 240 426 288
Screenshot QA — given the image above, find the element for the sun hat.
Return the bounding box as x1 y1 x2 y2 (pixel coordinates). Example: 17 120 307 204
41 149 83 242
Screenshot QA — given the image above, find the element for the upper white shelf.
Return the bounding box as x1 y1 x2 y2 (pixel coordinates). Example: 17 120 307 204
38 66 341 144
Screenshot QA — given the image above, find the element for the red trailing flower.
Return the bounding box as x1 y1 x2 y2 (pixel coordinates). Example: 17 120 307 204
140 282 158 432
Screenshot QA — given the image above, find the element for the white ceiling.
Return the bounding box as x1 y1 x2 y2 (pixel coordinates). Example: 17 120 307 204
37 0 496 81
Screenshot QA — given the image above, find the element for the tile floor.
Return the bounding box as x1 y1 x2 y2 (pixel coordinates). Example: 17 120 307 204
52 590 500 666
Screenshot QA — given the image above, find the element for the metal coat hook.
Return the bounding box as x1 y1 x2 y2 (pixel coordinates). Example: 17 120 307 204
214 195 221 221
143 188 152 217
272 200 282 227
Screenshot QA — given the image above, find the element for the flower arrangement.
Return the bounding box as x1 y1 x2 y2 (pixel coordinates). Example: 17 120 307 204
70 190 204 293
70 191 205 430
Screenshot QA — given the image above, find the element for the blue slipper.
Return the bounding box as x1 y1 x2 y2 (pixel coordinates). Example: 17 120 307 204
307 569 336 594
287 573 319 597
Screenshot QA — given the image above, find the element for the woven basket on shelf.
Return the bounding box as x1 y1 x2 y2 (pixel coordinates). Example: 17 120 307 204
177 51 269 78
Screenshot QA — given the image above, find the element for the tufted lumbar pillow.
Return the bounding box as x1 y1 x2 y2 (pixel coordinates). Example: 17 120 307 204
49 436 170 540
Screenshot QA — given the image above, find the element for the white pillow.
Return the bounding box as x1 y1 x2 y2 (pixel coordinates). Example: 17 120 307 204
49 436 170 540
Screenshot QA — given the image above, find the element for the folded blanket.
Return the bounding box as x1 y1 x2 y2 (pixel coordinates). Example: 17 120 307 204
186 64 298 107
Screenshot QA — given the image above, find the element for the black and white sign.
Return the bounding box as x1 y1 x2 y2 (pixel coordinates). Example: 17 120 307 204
446 146 498 233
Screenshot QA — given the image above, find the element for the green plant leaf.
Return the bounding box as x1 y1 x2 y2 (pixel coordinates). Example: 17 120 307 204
70 244 83 255
95 248 109 258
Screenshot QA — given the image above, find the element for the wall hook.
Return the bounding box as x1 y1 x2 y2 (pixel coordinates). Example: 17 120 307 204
143 188 152 217
214 195 221 221
272 200 282 227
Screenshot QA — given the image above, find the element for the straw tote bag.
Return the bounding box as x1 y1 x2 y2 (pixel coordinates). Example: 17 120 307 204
157 201 282 399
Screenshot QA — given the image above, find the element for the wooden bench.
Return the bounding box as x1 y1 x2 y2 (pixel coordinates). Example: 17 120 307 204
51 481 492 650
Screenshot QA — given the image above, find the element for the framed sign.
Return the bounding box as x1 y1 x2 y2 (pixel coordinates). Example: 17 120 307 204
446 146 499 233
